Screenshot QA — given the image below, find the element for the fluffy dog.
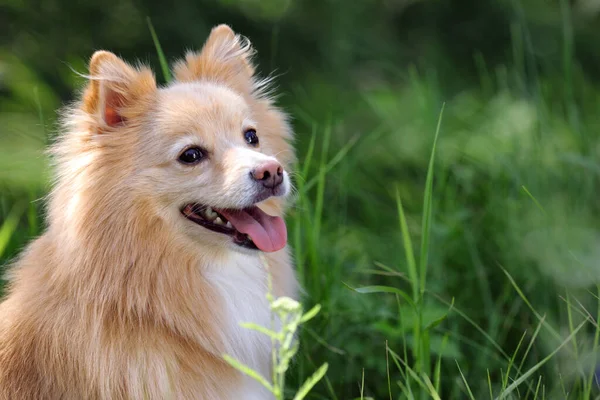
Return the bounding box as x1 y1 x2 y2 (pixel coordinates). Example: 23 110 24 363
0 24 297 399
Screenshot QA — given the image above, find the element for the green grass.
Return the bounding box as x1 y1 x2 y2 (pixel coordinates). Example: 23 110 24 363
3 5 600 399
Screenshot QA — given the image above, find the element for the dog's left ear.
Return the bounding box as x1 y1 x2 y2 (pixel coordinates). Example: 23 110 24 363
172 24 256 95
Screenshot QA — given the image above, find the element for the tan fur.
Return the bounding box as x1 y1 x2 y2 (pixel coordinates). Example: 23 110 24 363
0 25 297 399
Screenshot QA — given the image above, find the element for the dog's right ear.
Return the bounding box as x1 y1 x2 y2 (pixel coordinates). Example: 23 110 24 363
82 51 156 131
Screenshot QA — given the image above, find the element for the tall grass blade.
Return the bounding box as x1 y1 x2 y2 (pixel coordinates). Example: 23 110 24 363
312 122 331 245
501 267 561 341
146 17 172 83
387 347 430 393
434 334 448 393
564 291 579 360
584 285 600 398
0 203 25 258
496 319 587 399
386 341 393 400
422 374 442 400
292 363 328 400
395 188 418 301
360 368 365 400
344 283 415 309
502 329 528 390
33 87 47 141
419 102 444 295
455 360 476 400
487 369 493 400
520 186 547 215
301 124 318 179
299 133 358 195
424 297 453 331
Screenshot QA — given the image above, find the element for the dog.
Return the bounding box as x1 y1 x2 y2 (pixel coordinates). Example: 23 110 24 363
0 24 298 399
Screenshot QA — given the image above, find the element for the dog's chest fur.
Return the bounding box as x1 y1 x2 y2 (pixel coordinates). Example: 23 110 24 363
204 254 275 397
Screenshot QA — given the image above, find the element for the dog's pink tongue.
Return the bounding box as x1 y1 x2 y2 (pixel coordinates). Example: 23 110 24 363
217 207 287 252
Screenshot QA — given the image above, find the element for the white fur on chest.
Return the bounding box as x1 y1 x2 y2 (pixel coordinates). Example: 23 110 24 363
205 253 276 394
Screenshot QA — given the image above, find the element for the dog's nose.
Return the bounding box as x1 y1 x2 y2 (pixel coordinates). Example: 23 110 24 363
251 161 284 189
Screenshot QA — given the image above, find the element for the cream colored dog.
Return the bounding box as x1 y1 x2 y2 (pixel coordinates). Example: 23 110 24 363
0 24 297 399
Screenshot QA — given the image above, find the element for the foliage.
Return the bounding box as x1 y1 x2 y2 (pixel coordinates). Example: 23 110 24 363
2 0 600 398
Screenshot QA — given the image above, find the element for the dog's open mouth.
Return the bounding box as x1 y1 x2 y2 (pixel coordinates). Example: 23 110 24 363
181 204 287 252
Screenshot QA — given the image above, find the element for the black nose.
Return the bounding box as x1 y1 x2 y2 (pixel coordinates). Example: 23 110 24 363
251 161 284 189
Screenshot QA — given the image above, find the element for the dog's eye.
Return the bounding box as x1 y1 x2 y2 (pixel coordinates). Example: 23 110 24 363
244 129 259 146
178 147 205 165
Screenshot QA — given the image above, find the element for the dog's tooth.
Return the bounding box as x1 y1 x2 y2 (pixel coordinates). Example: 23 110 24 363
226 221 232 228
214 217 224 225
205 207 217 221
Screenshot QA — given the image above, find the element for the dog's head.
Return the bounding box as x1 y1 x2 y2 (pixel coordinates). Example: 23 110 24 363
77 25 293 254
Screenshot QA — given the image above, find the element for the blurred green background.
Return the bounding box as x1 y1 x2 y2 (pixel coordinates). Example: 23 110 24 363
2 0 600 398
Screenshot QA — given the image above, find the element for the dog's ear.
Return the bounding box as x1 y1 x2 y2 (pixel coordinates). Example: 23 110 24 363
172 24 256 95
83 51 156 130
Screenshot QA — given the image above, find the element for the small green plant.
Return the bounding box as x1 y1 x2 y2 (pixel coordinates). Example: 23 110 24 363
223 256 328 400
